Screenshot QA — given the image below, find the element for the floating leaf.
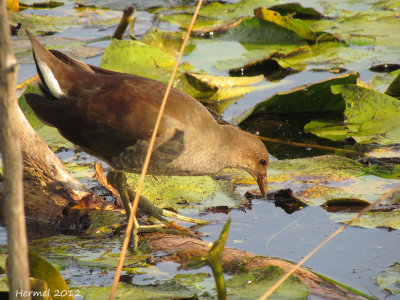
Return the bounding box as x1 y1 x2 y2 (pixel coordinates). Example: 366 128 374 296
140 30 186 59
29 252 73 300
331 211 400 229
377 262 400 295
222 16 306 45
161 13 228 31
368 69 400 93
229 46 311 78
386 71 400 99
305 84 400 145
9 12 75 35
268 3 324 20
236 72 359 123
126 172 244 213
100 39 176 82
198 0 277 21
254 7 316 42
265 155 400 207
20 1 64 9
185 72 264 90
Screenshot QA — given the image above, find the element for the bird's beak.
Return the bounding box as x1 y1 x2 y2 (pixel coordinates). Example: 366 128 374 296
256 173 267 198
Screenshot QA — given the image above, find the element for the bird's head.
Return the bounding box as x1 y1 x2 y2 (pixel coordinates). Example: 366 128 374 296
246 141 269 198
233 131 269 198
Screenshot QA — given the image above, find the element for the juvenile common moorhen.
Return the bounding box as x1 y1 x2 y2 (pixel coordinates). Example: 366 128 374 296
24 30 269 244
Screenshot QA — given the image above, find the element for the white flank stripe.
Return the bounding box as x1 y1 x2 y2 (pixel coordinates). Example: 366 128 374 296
35 52 64 98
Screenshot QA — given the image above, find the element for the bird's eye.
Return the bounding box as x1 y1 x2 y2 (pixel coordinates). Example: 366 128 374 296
259 159 267 166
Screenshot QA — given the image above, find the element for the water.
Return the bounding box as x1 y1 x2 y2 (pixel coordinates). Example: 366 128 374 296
201 202 400 298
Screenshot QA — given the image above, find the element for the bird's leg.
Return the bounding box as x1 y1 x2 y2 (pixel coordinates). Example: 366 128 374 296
106 169 210 243
110 170 139 250
126 187 209 225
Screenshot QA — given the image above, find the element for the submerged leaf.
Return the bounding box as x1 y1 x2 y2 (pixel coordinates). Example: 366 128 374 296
227 266 309 299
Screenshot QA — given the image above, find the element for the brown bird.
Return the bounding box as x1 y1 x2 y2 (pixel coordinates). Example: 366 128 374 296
24 29 269 242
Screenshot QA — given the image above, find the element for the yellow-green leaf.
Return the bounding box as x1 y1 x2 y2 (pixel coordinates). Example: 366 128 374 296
29 252 73 300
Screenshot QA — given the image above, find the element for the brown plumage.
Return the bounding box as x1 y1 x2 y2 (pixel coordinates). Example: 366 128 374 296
25 29 269 196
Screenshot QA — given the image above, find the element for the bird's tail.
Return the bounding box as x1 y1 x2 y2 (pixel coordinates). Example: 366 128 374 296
25 30 96 99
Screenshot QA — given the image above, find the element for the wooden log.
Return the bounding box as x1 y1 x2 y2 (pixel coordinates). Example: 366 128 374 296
0 103 114 228
144 233 367 299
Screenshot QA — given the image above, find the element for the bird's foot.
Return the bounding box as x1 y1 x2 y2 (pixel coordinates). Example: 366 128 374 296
100 168 209 251
126 187 210 225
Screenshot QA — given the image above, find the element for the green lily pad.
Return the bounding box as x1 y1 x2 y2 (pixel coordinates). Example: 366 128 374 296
256 155 400 228
229 45 311 78
304 84 400 145
223 16 306 45
304 9 400 64
266 155 400 207
100 39 176 82
156 0 278 24
331 211 400 229
254 7 316 42
236 72 359 123
126 172 243 214
140 30 186 59
386 71 400 99
29 252 73 300
9 11 75 35
368 69 400 93
30 235 149 271
376 262 400 295
161 13 229 31
198 0 277 21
